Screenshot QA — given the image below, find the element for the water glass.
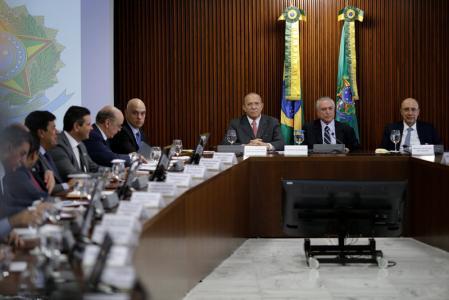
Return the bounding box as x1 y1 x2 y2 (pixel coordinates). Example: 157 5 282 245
390 130 401 152
172 139 183 157
111 159 126 180
293 129 305 145
226 129 237 145
151 146 162 163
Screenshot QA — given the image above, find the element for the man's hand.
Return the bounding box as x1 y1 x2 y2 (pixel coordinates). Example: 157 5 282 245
44 170 55 194
248 139 272 150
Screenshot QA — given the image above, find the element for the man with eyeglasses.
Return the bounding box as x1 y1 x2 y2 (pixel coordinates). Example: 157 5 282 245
84 105 132 167
381 98 442 151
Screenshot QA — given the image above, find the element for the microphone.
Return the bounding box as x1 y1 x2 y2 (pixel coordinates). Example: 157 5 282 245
331 132 346 145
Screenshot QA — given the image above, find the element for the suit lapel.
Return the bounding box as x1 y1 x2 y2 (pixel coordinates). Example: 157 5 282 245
257 116 268 139
313 121 323 144
240 116 254 139
124 123 138 148
60 133 82 170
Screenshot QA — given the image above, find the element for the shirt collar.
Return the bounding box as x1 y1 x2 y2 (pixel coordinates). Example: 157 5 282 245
247 115 261 126
39 145 46 155
96 124 108 141
320 119 335 130
64 131 80 148
127 121 140 135
403 121 417 131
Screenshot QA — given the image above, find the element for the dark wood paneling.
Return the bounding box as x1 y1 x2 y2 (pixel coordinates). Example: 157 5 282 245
134 162 249 299
115 0 449 150
410 157 449 251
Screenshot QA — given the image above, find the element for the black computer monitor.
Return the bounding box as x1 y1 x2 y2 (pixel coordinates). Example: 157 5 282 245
191 133 210 164
282 179 407 266
149 150 171 181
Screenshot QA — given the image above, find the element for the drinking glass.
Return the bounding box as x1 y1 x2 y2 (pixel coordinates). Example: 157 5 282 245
111 159 126 180
151 146 162 163
390 130 401 152
172 139 183 157
293 130 305 145
0 245 13 278
226 129 237 145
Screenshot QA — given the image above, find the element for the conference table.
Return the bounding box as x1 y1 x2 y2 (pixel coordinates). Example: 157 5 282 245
134 153 449 299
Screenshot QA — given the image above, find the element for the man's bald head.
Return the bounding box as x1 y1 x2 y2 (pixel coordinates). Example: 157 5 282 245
126 98 146 128
96 105 124 138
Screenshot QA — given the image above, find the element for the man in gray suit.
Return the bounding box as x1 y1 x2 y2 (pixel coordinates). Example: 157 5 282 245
221 93 284 150
49 106 99 181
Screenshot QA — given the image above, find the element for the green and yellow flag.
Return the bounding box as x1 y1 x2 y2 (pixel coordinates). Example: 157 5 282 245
336 6 363 142
278 6 306 145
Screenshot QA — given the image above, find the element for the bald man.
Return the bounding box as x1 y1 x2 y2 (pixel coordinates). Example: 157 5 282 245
381 98 442 151
221 93 284 150
110 98 148 154
84 105 131 167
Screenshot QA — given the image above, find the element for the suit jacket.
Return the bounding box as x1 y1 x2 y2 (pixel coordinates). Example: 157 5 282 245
84 124 131 167
3 166 47 208
381 121 442 150
0 162 27 219
110 122 145 154
221 115 285 150
303 119 360 151
33 152 66 194
48 132 99 182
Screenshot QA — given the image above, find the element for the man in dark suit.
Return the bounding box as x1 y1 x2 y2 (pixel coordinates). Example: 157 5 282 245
0 124 50 239
84 106 131 167
24 111 74 194
221 93 284 150
48 106 99 182
4 135 49 207
381 98 442 151
303 97 360 151
110 98 147 154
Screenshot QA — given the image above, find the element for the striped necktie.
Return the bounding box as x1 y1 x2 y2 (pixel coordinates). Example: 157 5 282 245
324 126 331 144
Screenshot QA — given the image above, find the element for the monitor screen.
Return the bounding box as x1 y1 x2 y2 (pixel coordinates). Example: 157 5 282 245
282 180 407 238
149 150 171 181
191 133 210 164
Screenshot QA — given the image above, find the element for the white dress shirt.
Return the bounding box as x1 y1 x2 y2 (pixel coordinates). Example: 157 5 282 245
400 122 420 150
320 120 336 144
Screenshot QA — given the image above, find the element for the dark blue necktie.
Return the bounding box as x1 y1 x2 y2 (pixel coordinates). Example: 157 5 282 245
135 131 142 148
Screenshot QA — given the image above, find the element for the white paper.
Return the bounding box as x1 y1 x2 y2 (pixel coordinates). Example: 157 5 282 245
147 182 177 196
411 145 434 156
244 145 267 157
116 202 144 219
199 158 223 170
213 152 237 164
82 245 131 268
101 214 142 232
441 152 449 165
92 225 138 246
183 165 207 179
284 145 308 156
9 261 27 272
166 173 192 187
130 191 163 208
102 266 136 290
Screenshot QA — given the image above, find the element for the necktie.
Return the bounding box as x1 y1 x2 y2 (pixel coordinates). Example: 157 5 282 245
403 127 413 148
77 145 87 172
324 126 331 144
28 169 44 192
251 120 258 138
135 131 142 147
